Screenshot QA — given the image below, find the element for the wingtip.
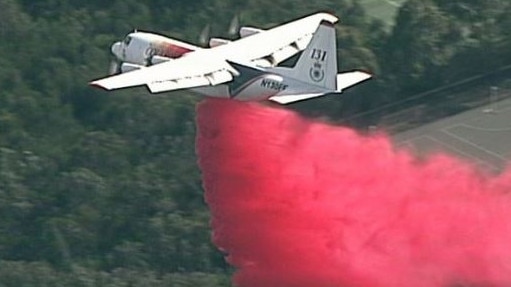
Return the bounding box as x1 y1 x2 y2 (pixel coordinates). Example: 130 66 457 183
89 80 109 90
359 70 374 79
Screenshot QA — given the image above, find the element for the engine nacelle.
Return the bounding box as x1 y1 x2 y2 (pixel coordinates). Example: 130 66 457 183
121 62 143 73
150 55 172 65
240 27 264 38
209 38 231 47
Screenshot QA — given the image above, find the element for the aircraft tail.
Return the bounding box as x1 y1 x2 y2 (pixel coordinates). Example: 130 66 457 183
290 20 337 90
270 20 371 93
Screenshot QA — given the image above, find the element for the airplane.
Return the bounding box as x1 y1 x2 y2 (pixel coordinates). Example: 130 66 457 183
90 12 372 104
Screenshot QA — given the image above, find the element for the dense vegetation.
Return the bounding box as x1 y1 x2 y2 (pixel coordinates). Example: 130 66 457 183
0 0 510 285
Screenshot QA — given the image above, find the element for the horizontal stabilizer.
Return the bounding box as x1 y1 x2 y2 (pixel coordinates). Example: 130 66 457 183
269 93 325 104
336 71 372 91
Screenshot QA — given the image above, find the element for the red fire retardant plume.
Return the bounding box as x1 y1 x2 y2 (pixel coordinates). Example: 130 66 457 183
196 98 511 287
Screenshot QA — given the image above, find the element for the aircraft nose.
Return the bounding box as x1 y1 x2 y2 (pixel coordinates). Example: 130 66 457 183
111 42 124 60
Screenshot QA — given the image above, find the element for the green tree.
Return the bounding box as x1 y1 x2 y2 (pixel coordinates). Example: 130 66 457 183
382 0 462 94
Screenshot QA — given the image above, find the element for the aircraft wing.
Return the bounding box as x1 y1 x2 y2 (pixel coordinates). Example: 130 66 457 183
214 12 338 66
90 52 238 93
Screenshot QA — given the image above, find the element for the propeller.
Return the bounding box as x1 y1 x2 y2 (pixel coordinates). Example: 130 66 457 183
108 39 125 75
108 59 121 75
228 14 240 37
198 14 240 47
198 24 211 47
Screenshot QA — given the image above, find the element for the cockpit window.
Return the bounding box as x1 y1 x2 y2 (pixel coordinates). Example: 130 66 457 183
124 36 132 46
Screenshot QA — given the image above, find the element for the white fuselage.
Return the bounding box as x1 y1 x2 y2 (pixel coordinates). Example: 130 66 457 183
192 67 329 102
192 75 289 101
112 32 198 69
111 32 329 101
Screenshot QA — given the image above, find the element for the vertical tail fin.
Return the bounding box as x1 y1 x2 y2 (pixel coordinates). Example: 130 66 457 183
291 21 337 90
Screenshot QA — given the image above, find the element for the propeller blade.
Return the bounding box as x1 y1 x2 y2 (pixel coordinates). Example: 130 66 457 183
198 24 211 47
228 14 240 36
109 60 120 75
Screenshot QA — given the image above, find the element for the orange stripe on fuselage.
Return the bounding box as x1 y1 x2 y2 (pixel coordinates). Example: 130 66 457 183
154 42 194 59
